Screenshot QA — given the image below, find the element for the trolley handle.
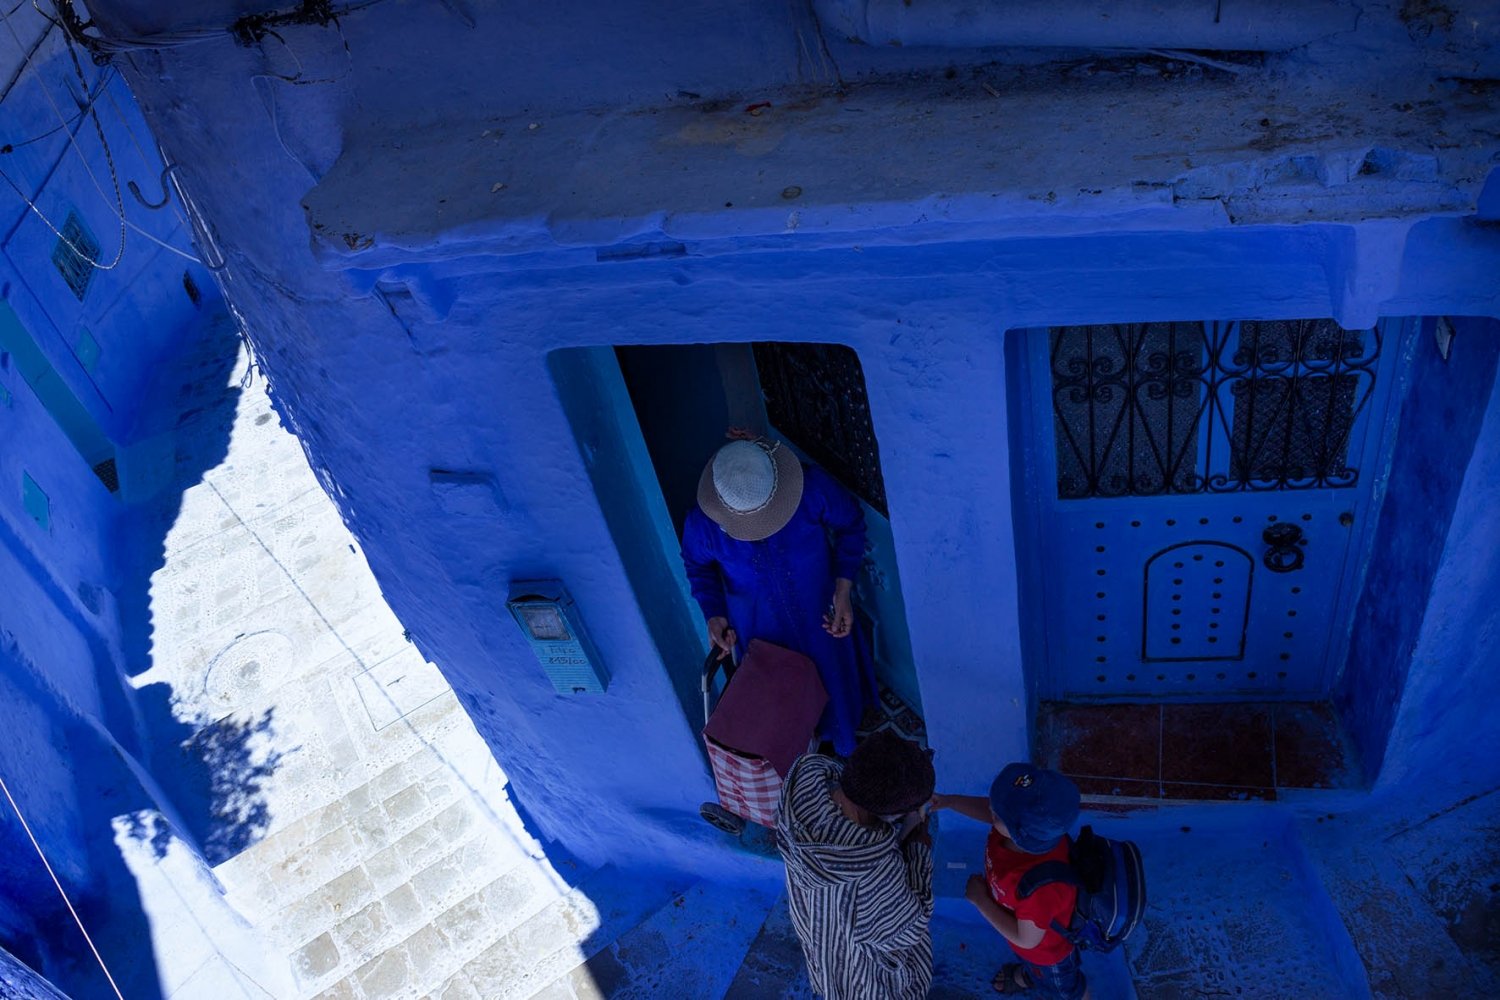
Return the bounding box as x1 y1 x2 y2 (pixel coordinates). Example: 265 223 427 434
700 647 738 727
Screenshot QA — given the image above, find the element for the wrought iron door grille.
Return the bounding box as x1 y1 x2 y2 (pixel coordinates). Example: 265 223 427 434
1050 319 1378 499
754 342 888 516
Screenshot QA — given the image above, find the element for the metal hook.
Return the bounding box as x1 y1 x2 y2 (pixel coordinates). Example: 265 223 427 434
127 163 180 210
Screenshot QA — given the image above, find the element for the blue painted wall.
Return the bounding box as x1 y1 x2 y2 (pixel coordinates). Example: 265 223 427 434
1 68 205 448
1377 317 1500 793
76 0 1500 886
1338 318 1500 781
0 5 1496 997
1 20 221 992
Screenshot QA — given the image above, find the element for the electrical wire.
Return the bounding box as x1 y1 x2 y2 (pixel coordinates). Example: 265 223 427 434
0 0 51 103
0 772 127 1000
0 6 202 265
52 0 391 57
1 63 114 152
3 0 385 268
1 4 123 267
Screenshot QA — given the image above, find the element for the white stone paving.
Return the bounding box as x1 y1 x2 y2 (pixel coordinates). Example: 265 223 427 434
128 346 593 999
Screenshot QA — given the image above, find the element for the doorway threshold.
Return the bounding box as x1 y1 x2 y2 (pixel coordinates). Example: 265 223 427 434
1035 701 1363 802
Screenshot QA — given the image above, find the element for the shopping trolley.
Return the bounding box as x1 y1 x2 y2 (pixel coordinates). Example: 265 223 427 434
698 639 828 836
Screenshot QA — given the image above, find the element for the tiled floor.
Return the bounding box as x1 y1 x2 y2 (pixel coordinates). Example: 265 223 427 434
1035 701 1362 801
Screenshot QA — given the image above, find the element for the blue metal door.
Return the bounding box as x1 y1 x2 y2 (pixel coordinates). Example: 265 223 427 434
1021 318 1410 701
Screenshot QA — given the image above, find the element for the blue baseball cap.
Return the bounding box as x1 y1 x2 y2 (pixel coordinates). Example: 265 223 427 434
988 763 1080 854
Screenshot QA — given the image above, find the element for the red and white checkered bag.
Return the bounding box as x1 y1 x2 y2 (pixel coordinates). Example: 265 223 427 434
704 740 783 828
701 639 828 829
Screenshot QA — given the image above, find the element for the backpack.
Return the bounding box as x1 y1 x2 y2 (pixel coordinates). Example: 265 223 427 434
1016 825 1147 952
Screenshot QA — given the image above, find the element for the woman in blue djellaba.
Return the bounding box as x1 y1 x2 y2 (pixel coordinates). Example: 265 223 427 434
681 432 877 757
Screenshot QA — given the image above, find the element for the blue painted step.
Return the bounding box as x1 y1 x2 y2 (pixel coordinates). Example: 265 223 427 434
550 878 779 998
1124 811 1370 999
722 894 815 1000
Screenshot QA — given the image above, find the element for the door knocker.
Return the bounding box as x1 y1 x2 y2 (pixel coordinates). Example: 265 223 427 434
1262 523 1305 573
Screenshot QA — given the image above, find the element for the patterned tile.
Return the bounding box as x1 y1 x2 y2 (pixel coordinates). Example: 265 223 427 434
857 686 927 745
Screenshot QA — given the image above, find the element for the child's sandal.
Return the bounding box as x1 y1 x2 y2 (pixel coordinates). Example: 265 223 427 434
992 963 1034 994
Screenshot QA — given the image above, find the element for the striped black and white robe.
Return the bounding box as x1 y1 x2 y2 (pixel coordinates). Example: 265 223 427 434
776 754 934 1000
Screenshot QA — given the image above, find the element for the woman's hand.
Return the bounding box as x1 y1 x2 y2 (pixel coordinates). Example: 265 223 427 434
707 617 737 660
822 579 854 637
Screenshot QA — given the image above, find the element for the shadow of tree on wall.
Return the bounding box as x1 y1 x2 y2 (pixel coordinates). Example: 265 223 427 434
0 306 245 998
108 306 286 870
9 304 261 998
116 703 286 865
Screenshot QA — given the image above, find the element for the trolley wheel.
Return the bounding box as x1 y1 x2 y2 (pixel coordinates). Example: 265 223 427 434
699 802 746 836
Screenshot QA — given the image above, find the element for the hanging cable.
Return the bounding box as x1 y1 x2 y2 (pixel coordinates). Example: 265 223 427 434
1 63 114 152
0 0 51 102
0 6 202 264
0 772 127 1000
0 4 124 267
46 0 390 60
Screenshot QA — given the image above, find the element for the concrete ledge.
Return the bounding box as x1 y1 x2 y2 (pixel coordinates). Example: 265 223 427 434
302 67 1491 269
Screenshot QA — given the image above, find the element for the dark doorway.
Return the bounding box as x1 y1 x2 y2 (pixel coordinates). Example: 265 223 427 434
614 342 924 731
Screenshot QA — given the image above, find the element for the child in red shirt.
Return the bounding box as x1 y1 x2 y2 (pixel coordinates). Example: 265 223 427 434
931 764 1088 999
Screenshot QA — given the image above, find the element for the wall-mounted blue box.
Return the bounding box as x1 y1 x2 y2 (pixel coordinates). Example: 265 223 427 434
506 580 608 694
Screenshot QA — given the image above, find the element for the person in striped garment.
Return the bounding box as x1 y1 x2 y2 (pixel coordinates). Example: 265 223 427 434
776 730 936 1000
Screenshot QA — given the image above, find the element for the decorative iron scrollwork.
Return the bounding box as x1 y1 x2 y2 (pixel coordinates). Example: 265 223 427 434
1050 319 1379 500
754 342 888 516
1261 522 1306 573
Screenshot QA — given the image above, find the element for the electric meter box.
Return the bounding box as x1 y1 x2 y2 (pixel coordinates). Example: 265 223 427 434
506 580 608 694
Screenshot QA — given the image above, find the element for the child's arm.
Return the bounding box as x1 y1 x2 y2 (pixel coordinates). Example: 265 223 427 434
930 793 993 825
964 876 1047 950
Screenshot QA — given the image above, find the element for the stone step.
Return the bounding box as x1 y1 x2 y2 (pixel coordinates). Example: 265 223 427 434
1302 805 1490 999
719 891 1135 1000
434 864 695 1000
929 898 1138 1000
301 859 572 1000
214 744 463 921
287 817 546 995
1122 811 1370 999
535 878 779 999
722 894 815 1000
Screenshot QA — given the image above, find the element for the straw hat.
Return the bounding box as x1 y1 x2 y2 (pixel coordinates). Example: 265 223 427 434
696 439 804 541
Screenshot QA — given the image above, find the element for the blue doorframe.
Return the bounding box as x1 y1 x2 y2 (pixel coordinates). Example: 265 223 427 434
1014 318 1415 703
610 341 922 718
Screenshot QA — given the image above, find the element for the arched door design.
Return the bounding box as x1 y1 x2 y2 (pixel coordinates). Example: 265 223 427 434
1142 542 1253 662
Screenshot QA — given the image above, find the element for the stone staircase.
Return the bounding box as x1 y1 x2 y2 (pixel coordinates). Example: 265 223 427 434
544 796 1500 1000
209 725 587 999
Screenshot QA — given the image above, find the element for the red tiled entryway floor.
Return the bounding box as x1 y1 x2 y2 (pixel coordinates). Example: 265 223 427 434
1035 701 1363 801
